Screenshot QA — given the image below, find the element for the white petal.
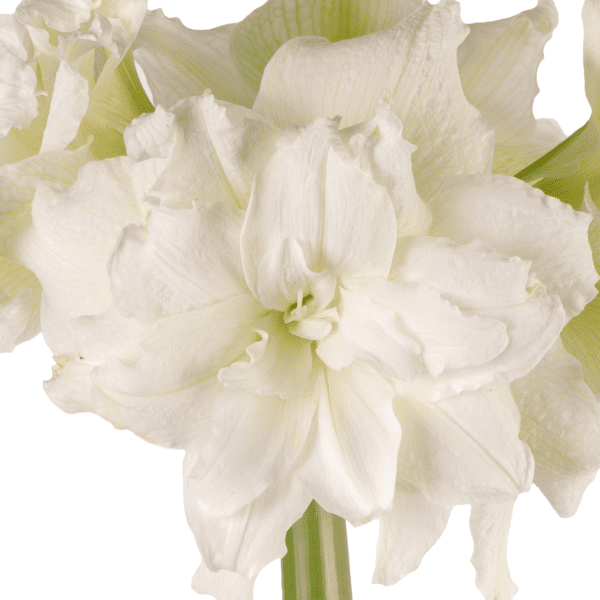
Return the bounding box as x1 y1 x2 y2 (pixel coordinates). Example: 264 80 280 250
429 173 599 319
0 257 40 352
132 10 255 108
373 487 451 585
374 280 508 380
16 0 94 33
394 384 534 505
191 563 254 600
316 286 422 381
43 355 94 414
109 201 248 321
39 59 88 152
470 501 518 600
511 339 600 517
242 117 396 293
148 95 278 210
92 295 266 397
186 370 319 516
390 236 532 308
366 103 432 237
230 0 422 94
123 104 175 162
254 238 336 312
0 28 39 138
10 156 161 354
219 312 313 400
253 1 493 194
185 463 311 579
297 363 400 525
458 0 565 175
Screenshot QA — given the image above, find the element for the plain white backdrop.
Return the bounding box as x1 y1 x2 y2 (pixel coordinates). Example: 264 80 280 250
0 0 598 599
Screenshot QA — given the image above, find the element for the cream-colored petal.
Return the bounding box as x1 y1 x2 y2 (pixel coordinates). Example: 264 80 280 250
511 338 600 517
123 104 175 162
469 501 518 600
458 0 565 175
230 0 423 95
185 465 311 579
132 9 255 108
191 563 254 600
429 173 599 319
109 201 248 321
0 28 39 138
373 486 451 585
16 0 94 33
0 262 40 352
253 1 493 195
297 363 400 525
394 384 534 505
39 59 88 152
186 369 319 517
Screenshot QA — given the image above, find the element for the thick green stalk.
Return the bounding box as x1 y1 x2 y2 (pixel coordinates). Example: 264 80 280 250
281 501 353 600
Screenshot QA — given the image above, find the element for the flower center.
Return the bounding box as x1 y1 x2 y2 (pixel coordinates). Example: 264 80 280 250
282 287 339 341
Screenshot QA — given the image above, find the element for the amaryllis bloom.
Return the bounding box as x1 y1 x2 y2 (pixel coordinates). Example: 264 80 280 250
5 1 600 599
0 0 151 351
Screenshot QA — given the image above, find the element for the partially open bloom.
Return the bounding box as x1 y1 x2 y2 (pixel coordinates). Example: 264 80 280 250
0 0 150 351
5 1 600 599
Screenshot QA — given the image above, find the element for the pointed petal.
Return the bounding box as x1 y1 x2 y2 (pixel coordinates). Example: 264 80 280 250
0 23 39 137
297 363 400 525
316 286 422 381
373 487 451 585
253 1 494 193
469 501 518 600
39 59 88 152
230 0 422 95
242 117 396 294
186 370 319 516
185 462 311 579
429 173 599 319
511 339 600 517
394 384 534 505
219 312 312 400
390 236 532 308
191 563 254 600
147 95 278 210
109 201 248 321
132 9 255 108
458 0 565 175
374 280 508 380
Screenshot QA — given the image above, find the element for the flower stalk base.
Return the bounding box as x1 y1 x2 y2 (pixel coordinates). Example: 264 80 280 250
281 501 353 600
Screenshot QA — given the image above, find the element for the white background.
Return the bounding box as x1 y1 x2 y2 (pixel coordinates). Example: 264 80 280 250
0 0 598 599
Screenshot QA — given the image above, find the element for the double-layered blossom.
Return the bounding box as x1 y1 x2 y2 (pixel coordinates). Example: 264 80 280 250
3 1 600 599
0 0 150 351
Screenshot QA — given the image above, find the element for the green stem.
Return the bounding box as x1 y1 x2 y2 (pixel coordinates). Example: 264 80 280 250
281 501 353 600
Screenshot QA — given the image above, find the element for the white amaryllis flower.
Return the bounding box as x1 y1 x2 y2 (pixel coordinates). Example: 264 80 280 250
6 1 600 599
0 0 150 352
